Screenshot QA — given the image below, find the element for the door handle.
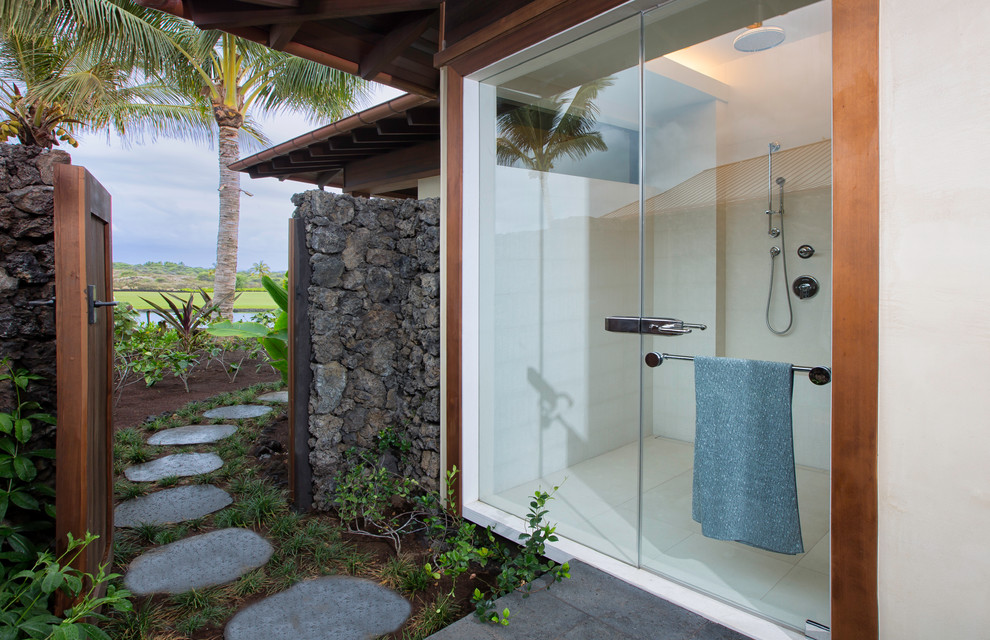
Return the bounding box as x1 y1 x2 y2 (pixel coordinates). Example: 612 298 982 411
87 284 118 324
605 316 707 336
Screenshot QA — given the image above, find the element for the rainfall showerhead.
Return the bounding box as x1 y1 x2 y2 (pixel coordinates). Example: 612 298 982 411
776 177 786 185
734 25 785 52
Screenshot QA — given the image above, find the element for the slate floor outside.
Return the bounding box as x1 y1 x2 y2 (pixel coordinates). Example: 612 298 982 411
426 560 751 640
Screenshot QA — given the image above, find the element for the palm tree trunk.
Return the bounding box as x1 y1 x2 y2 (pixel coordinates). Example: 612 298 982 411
214 124 240 319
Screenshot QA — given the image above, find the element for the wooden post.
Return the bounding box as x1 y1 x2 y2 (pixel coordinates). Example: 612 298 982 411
288 217 314 511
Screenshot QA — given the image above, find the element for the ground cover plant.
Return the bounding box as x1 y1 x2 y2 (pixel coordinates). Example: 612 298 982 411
108 383 570 639
112 302 274 403
105 385 496 640
1 360 135 639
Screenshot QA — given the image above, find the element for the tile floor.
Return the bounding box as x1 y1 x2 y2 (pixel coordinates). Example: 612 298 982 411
483 436 830 631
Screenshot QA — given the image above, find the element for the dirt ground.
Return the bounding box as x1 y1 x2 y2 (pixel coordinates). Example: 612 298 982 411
112 351 281 430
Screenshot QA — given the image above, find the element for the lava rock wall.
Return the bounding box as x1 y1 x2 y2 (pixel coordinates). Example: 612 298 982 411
0 144 70 416
293 191 441 506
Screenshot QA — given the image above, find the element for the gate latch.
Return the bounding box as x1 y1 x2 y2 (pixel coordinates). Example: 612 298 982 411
87 284 118 324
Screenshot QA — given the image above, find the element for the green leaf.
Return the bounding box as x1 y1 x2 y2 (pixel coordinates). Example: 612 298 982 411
51 623 80 640
0 414 12 434
18 617 56 637
41 566 64 593
25 413 56 425
261 275 289 312
273 310 288 333
260 337 287 362
9 486 41 509
0 493 6 519
0 438 14 454
78 623 111 640
63 573 82 595
13 419 32 443
12 456 37 481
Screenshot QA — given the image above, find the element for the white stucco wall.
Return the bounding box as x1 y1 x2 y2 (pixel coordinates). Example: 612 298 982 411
878 2 990 637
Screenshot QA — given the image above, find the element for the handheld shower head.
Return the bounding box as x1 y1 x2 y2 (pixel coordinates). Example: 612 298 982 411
769 142 780 153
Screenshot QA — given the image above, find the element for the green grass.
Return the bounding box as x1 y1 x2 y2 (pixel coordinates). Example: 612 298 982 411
113 290 277 311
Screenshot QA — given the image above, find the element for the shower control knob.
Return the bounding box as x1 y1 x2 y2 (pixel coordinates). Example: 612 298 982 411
793 275 820 299
797 244 815 259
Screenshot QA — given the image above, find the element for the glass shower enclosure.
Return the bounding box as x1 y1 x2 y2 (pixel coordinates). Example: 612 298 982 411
476 0 832 630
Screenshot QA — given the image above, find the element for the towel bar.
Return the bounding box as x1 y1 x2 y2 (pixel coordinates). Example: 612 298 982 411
644 352 832 386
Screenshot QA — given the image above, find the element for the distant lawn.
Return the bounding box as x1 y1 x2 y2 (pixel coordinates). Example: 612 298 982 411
114 290 277 310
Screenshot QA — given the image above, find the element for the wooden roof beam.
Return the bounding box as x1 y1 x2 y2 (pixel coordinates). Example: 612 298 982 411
237 0 297 7
342 141 439 193
224 25 438 96
406 106 441 126
329 135 408 150
268 21 302 49
351 128 427 144
358 10 436 80
252 162 344 176
192 0 441 29
291 147 376 161
376 119 440 136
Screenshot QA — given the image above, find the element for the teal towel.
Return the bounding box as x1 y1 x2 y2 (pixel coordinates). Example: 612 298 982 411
692 356 803 554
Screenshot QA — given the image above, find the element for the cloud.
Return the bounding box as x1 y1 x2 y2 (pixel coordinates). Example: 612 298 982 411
68 84 404 271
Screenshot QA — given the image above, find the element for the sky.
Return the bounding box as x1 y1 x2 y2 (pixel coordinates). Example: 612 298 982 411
68 83 404 272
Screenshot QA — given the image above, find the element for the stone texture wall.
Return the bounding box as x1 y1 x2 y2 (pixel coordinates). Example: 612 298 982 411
294 192 441 506
0 144 70 417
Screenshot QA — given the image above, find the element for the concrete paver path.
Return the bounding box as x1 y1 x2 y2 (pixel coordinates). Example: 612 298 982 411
115 485 233 527
426 561 751 640
147 424 238 446
124 528 273 595
224 576 410 640
124 453 223 482
203 405 272 419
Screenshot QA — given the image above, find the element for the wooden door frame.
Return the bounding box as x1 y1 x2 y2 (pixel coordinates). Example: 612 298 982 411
442 0 879 636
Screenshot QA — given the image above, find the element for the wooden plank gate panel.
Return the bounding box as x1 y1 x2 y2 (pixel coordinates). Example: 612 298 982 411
288 217 313 511
53 165 113 594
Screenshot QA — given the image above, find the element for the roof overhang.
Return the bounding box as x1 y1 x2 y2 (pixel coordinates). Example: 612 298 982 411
231 93 440 197
133 0 442 98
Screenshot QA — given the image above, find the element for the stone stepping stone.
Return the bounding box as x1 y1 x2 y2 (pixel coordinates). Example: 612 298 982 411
225 576 410 640
115 485 233 528
147 424 238 446
124 453 223 482
203 405 272 420
256 391 288 403
124 528 273 596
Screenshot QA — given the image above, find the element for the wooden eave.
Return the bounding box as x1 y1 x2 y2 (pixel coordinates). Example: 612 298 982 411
231 93 440 196
135 0 443 97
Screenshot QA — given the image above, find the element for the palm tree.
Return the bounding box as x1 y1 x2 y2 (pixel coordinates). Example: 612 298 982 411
0 1 369 318
250 260 271 279
161 26 369 318
495 78 612 173
0 26 207 149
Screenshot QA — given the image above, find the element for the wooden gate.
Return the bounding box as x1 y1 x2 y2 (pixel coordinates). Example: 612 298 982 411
53 165 114 588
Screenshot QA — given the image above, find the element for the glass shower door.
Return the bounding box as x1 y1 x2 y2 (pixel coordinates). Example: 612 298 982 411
638 0 833 630
477 15 645 565
477 0 832 631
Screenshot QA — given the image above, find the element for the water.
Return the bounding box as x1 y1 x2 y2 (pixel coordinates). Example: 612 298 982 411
136 310 268 325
